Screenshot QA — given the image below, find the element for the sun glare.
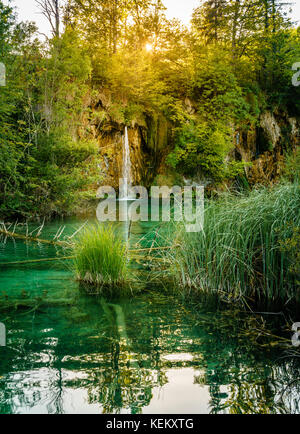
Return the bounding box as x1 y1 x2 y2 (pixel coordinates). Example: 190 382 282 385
145 43 153 52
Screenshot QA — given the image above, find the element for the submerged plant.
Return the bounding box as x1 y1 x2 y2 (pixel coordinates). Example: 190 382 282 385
73 224 129 294
166 182 300 305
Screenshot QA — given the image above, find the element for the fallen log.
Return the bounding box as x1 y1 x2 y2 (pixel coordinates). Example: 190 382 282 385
0 256 75 266
0 228 71 247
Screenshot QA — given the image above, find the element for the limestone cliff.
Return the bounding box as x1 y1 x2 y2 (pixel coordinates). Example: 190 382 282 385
235 111 299 185
81 91 172 189
81 90 299 189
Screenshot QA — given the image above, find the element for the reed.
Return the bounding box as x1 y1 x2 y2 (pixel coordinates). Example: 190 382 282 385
73 224 129 293
166 183 300 305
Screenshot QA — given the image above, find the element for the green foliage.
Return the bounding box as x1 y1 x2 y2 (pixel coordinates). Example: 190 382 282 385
166 122 244 182
47 134 98 167
39 28 92 129
280 225 300 288
191 49 252 122
282 147 300 182
153 172 183 188
166 183 300 305
165 49 254 183
25 132 99 216
0 4 99 219
73 224 129 293
1 0 300 218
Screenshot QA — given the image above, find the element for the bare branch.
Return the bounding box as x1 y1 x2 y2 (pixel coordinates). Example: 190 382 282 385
35 0 61 37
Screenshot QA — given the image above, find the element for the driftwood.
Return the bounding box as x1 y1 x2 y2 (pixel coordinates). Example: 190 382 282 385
130 246 176 253
0 220 88 247
0 256 75 266
0 253 169 267
0 222 174 267
0 228 71 246
0 225 175 252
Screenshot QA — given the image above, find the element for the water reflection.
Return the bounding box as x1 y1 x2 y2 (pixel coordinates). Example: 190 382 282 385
0 221 299 414
0 292 299 414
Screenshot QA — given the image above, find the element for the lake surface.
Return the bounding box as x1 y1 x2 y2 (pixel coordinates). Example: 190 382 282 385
0 219 299 414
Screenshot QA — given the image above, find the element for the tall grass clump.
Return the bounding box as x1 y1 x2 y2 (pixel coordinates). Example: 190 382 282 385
167 183 300 305
73 224 129 293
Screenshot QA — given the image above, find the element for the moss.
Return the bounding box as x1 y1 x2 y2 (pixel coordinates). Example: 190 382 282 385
146 114 169 151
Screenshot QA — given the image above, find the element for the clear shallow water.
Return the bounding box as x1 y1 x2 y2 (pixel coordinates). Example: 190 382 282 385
0 219 299 414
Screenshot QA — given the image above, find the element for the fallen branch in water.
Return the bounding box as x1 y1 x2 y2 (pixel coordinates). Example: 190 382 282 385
0 256 75 266
130 245 178 252
130 253 171 262
67 221 88 240
0 226 176 252
0 223 175 267
0 254 170 266
0 228 71 247
0 220 84 247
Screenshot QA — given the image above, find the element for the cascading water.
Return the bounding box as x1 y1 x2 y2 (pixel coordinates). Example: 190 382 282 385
120 126 133 200
119 127 134 243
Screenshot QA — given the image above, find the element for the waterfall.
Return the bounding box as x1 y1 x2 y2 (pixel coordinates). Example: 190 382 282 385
119 127 134 243
120 126 133 199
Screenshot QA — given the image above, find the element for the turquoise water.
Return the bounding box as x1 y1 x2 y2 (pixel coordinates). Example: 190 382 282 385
0 219 299 414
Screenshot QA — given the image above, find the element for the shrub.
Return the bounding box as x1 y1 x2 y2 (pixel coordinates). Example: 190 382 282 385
166 121 245 182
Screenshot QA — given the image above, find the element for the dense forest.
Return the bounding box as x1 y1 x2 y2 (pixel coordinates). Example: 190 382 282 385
0 0 299 219
1 2 300 415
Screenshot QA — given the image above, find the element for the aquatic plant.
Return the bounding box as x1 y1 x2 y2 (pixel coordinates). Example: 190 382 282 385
73 224 129 293
166 182 300 305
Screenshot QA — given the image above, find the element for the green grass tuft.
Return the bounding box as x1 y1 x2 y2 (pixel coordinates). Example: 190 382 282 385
73 224 129 293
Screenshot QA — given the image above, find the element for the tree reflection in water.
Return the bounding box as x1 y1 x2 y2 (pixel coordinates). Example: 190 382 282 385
0 292 299 414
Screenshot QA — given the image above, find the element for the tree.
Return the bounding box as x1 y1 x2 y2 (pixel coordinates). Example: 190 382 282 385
192 1 293 58
35 0 61 37
0 1 41 215
192 0 227 44
66 0 167 54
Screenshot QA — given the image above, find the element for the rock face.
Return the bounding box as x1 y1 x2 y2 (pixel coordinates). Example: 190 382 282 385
97 125 150 190
90 114 171 190
83 90 299 189
260 112 281 150
235 111 299 184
